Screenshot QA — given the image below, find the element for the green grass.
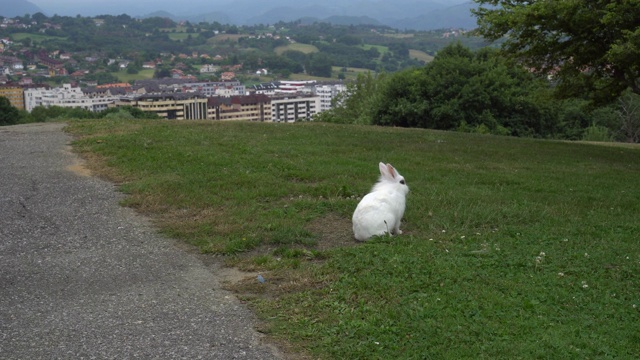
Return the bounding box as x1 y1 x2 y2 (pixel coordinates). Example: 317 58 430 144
409 49 435 63
11 32 67 44
166 32 200 41
66 119 640 359
361 44 389 56
274 43 319 55
110 69 155 82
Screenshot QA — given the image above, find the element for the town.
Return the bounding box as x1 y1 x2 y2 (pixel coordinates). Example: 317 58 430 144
0 12 479 123
0 15 360 122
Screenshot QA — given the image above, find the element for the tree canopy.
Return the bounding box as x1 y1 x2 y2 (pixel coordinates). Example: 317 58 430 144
0 96 19 126
472 0 640 104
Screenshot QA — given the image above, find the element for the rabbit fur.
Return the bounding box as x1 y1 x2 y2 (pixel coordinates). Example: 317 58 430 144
352 162 409 241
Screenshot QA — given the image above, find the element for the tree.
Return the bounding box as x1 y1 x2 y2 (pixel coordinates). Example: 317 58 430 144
314 72 385 125
617 91 640 143
307 53 333 78
0 97 19 126
369 43 559 136
473 0 640 104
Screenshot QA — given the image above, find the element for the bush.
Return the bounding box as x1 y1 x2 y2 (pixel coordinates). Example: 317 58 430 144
582 124 612 142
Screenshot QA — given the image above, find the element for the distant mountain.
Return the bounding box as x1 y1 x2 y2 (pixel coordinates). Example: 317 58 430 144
141 10 231 25
0 0 44 18
27 0 479 31
323 16 382 26
245 5 336 25
392 2 479 30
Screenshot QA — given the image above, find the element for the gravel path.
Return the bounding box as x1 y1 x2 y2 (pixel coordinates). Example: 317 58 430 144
0 123 282 359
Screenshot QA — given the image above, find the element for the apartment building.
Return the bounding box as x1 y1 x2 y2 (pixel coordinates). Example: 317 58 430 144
113 93 208 120
208 94 271 121
134 79 246 97
24 84 119 112
0 85 25 110
271 94 321 122
314 83 347 112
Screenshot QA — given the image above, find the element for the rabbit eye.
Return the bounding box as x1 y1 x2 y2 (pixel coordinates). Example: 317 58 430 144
400 180 406 185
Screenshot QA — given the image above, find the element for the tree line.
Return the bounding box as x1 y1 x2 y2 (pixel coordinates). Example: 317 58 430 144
317 43 640 143
0 100 160 126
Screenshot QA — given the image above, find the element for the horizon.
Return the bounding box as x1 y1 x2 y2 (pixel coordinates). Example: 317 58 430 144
26 0 473 18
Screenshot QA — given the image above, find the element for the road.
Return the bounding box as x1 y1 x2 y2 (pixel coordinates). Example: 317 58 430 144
0 123 282 359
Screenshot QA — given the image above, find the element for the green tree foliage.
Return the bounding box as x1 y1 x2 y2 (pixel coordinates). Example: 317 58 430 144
314 71 384 125
307 53 334 77
0 96 20 126
473 0 640 104
371 43 558 136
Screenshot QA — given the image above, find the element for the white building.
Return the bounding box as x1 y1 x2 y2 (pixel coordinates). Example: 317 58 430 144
24 84 119 112
270 94 321 122
276 80 316 94
314 83 347 112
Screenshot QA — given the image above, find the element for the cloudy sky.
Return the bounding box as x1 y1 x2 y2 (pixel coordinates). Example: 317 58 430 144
28 0 473 17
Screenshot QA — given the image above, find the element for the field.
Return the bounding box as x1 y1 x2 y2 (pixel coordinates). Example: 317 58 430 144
274 43 319 55
208 34 245 43
409 49 435 63
11 32 66 44
110 69 155 82
66 119 640 359
166 32 201 41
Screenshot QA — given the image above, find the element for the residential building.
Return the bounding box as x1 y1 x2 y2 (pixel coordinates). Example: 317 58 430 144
270 94 321 122
0 85 25 110
276 80 316 94
207 94 271 122
133 79 245 97
314 83 347 111
251 82 278 96
113 93 208 120
24 84 119 112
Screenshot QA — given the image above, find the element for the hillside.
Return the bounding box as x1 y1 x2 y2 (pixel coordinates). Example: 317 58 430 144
0 0 43 18
26 0 478 30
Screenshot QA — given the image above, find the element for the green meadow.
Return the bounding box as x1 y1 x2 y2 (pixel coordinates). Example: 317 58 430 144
67 119 640 359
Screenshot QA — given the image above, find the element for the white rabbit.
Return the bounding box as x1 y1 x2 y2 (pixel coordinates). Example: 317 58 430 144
352 162 409 241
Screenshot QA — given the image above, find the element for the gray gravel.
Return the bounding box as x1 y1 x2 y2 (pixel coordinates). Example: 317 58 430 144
0 123 282 359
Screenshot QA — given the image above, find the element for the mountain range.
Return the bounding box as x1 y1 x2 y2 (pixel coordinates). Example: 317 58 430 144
3 0 480 30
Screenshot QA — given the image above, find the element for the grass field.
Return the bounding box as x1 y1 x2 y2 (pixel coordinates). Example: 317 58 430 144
166 32 201 41
11 32 67 44
110 69 155 82
409 49 435 63
274 43 319 55
66 119 640 359
361 44 389 56
208 34 245 43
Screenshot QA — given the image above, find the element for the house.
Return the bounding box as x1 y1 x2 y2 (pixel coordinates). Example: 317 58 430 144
19 77 33 86
256 68 268 76
221 72 235 81
142 62 156 69
200 64 219 74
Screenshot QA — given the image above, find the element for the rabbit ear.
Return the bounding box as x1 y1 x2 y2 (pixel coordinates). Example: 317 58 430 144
386 163 397 179
379 162 390 178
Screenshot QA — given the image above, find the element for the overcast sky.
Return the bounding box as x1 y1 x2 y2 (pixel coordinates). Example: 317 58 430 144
26 0 475 28
28 0 473 14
